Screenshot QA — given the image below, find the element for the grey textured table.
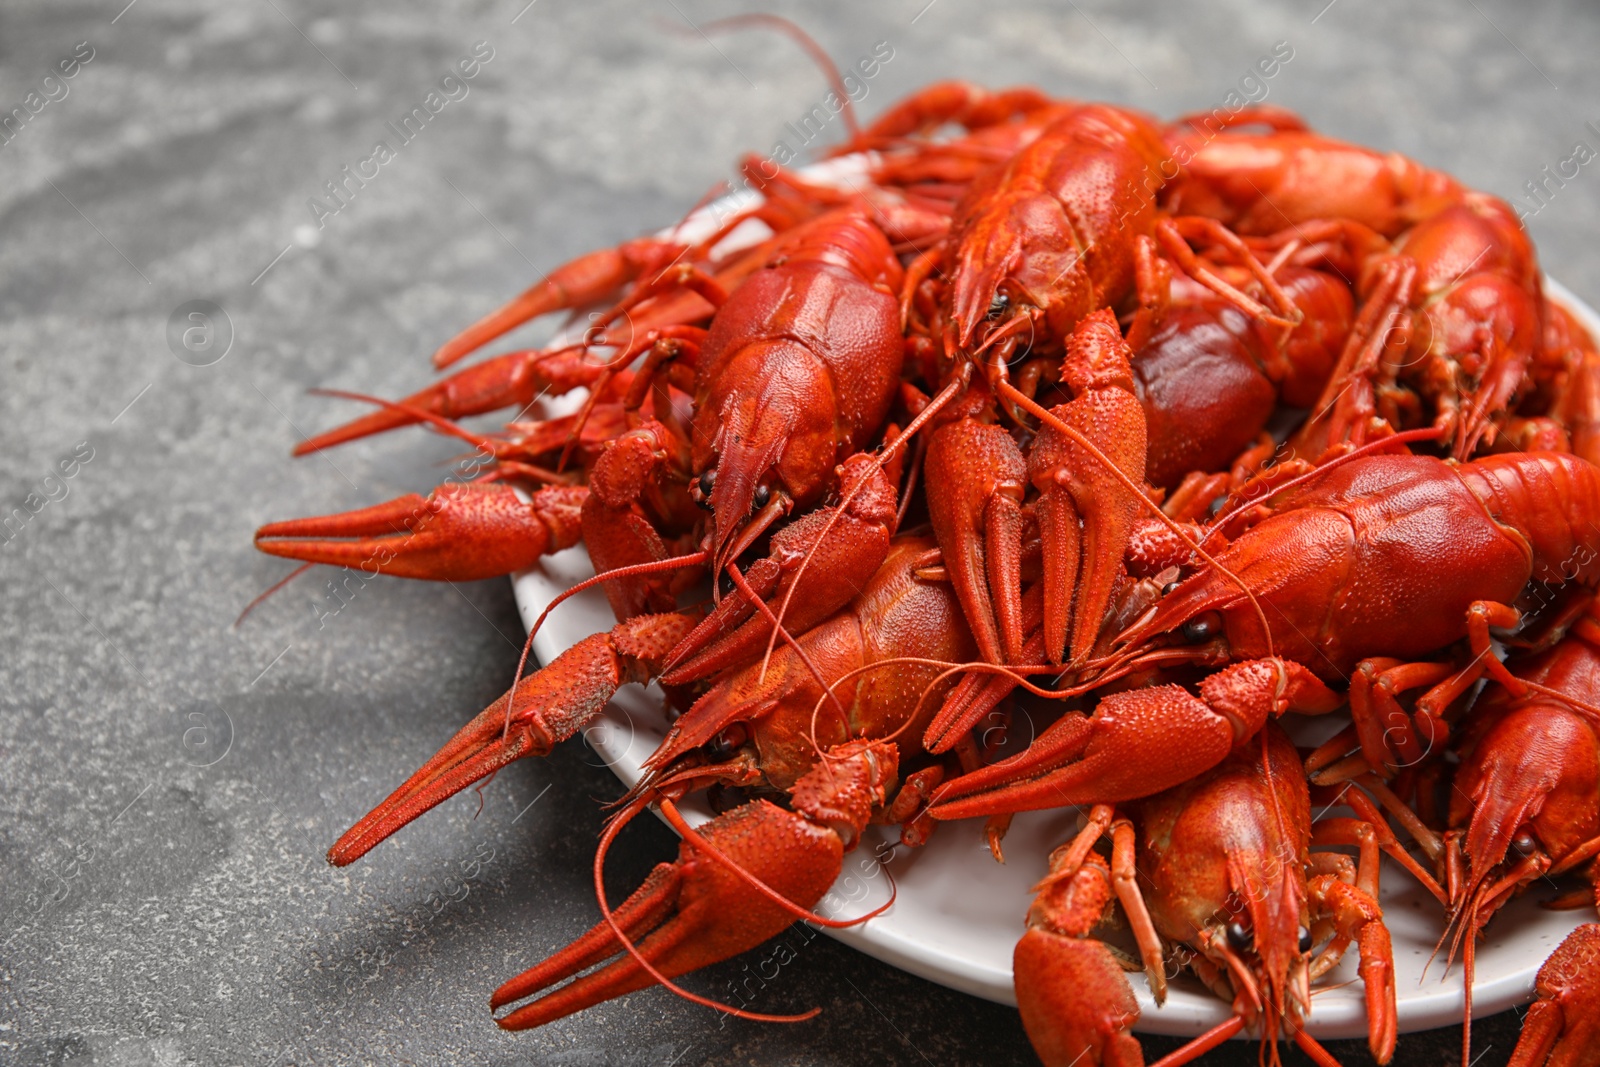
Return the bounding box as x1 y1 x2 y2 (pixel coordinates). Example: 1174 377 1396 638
4 1 1598 1064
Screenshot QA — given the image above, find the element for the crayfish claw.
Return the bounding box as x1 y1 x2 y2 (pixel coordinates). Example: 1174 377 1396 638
924 415 1028 664
293 348 607 455
255 482 584 583
1014 853 1146 1067
1029 308 1148 667
328 613 694 865
929 684 1233 820
492 799 841 1029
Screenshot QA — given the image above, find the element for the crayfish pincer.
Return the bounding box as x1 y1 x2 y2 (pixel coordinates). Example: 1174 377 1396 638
254 481 587 582
257 205 911 602
923 308 1150 671
490 743 888 1029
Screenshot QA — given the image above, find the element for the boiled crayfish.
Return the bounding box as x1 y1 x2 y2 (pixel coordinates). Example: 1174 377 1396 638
249 22 1600 1067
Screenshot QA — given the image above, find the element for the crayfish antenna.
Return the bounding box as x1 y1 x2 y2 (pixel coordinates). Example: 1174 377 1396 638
697 15 860 141
233 561 315 627
1461 911 1477 1067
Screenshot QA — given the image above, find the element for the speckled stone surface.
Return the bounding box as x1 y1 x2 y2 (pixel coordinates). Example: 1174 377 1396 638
4 1 1599 1064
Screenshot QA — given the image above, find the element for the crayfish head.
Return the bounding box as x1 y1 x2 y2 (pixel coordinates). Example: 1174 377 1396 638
627 733 766 810
942 219 1046 367
1093 568 1239 680
1137 725 1313 1050
1204 875 1314 1047
694 351 837 569
1448 695 1600 913
639 685 779 793
1209 847 1313 1044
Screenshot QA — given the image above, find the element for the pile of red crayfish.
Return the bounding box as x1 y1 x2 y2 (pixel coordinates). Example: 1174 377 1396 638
254 38 1600 1067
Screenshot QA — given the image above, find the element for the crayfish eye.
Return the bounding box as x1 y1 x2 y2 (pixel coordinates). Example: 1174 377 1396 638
1161 581 1180 597
1298 926 1314 953
753 484 771 509
1226 921 1252 951
1181 612 1222 643
1513 831 1538 855
697 468 717 500
987 292 1010 319
706 723 748 761
706 782 749 814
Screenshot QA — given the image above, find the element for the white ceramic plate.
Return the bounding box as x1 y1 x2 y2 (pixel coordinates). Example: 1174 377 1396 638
507 163 1599 1038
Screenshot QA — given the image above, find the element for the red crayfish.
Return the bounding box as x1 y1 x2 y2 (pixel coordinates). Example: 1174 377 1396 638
246 29 1600 1066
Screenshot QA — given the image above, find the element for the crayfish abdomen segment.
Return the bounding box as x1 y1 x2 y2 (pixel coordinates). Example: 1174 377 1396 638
1457 451 1600 587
